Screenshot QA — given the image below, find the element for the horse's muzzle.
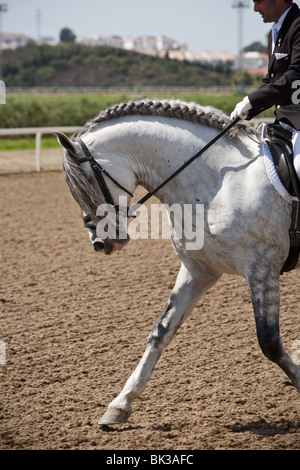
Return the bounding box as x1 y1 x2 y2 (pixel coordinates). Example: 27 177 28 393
86 220 129 255
92 236 129 255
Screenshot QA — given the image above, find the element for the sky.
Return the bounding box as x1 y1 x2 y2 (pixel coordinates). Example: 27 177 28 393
2 0 298 54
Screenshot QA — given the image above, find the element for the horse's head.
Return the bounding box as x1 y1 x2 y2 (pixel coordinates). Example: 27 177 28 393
56 131 131 255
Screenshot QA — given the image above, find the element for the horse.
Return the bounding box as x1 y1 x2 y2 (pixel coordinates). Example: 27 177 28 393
55 99 300 425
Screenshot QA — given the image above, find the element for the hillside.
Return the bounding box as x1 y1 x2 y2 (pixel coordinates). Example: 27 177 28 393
2 43 234 88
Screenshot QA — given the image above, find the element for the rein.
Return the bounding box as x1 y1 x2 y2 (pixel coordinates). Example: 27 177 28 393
128 116 241 215
76 116 240 218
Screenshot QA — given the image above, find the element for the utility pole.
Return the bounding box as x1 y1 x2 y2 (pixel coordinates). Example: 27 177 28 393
36 8 41 44
232 1 249 93
0 3 8 80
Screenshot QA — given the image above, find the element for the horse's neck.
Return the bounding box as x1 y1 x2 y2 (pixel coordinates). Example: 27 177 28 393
90 116 258 205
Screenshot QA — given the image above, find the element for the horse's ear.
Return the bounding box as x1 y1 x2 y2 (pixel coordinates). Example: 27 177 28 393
55 131 77 155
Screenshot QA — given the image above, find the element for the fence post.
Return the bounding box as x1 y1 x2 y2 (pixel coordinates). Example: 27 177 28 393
35 131 41 171
0 340 5 365
0 80 5 104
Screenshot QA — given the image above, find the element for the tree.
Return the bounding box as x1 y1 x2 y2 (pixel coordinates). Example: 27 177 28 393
60 27 76 43
242 41 267 54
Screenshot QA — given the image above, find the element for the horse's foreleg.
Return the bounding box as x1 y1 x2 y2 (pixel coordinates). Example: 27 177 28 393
99 263 220 425
247 263 300 393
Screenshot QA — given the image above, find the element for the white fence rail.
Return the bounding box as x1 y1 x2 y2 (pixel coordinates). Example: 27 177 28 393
0 126 78 171
0 118 273 171
7 86 258 96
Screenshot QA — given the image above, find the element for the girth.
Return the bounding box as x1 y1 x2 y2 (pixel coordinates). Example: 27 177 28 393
264 123 300 273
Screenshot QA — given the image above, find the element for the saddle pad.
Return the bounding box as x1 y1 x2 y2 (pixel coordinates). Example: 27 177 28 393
261 124 298 204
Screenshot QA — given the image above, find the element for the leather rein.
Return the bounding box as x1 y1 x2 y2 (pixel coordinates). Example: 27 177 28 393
76 116 241 219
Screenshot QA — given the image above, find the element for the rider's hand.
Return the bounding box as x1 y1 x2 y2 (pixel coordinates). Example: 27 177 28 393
230 96 252 120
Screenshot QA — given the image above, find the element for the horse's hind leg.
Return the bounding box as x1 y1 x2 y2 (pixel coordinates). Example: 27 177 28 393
246 263 300 393
99 262 220 425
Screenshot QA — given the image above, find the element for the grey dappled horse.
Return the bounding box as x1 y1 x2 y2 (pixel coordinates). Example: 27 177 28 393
56 99 300 425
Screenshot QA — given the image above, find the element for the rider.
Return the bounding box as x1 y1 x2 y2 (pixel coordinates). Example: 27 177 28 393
230 0 300 178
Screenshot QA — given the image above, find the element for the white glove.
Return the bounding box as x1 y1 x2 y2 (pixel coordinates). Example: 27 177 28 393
230 96 252 120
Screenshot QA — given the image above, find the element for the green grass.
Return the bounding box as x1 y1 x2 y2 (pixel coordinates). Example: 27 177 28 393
0 135 61 151
0 93 274 151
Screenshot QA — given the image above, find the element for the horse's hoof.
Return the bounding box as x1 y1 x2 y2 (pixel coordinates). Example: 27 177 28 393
99 407 131 425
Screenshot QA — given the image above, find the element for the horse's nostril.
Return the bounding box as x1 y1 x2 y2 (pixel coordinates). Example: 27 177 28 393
93 241 104 252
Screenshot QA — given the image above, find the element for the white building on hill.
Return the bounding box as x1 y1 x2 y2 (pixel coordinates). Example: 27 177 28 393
75 34 186 55
0 33 34 50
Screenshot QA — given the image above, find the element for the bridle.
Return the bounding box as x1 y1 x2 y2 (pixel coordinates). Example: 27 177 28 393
77 137 134 205
75 116 241 224
75 138 134 227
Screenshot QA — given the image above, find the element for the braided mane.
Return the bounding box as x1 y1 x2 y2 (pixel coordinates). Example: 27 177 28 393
76 99 258 140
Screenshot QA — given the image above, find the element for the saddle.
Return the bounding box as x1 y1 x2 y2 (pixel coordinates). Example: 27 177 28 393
264 123 300 273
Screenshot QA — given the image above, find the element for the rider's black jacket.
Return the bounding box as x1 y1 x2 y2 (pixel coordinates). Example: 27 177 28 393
248 3 300 130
